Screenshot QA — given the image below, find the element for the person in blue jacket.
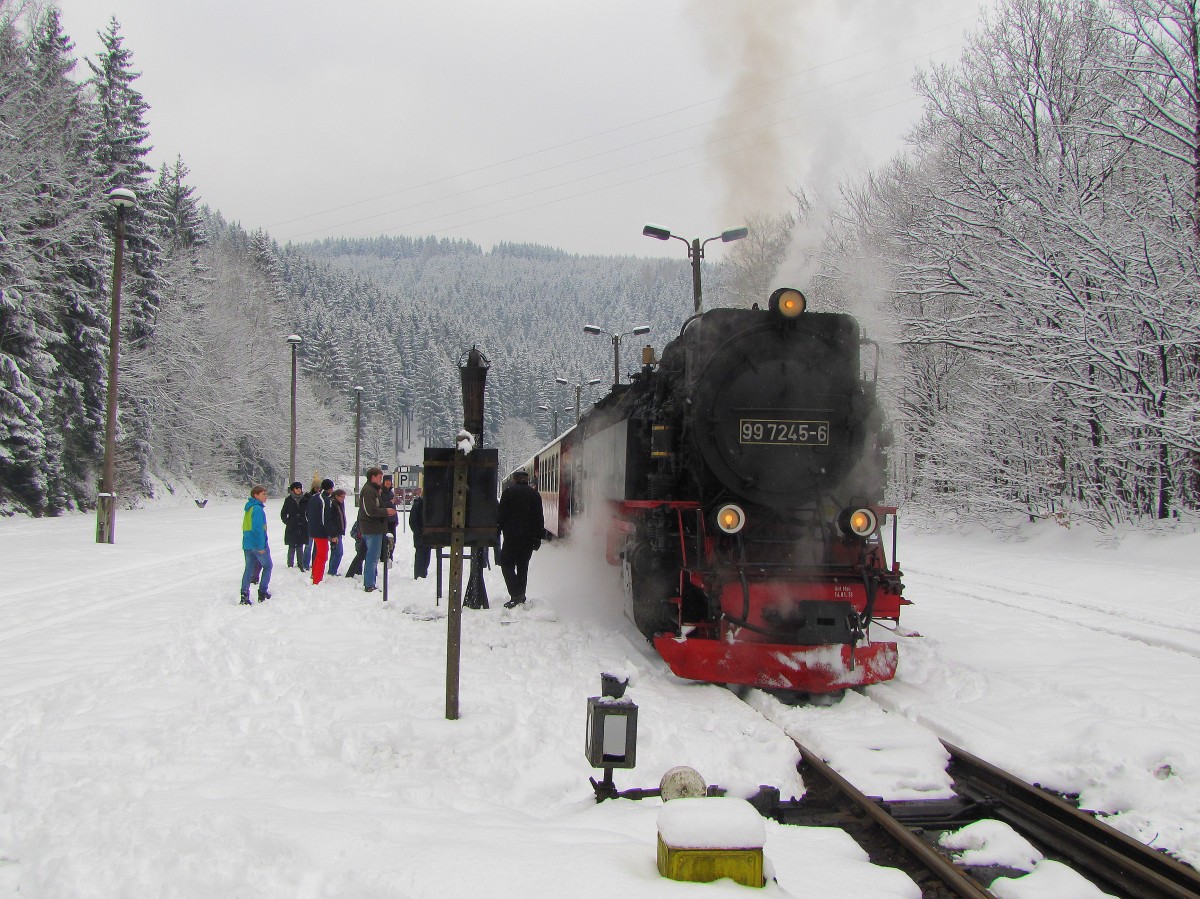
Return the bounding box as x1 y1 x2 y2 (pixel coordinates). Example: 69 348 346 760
240 485 273 605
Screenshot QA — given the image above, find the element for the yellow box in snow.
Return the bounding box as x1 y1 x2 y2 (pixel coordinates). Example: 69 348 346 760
656 834 764 887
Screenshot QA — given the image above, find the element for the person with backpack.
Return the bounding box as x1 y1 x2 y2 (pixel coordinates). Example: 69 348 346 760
344 518 366 578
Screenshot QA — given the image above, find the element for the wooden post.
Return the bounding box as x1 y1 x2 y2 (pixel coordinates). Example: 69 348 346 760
96 204 127 544
445 446 468 720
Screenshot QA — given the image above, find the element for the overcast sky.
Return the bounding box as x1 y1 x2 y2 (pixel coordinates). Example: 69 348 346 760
53 0 985 258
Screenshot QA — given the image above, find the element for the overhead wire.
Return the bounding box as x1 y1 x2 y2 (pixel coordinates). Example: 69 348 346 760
281 43 958 242
361 92 933 243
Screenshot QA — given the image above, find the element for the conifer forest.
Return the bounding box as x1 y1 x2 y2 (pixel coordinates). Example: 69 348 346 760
2 0 1200 528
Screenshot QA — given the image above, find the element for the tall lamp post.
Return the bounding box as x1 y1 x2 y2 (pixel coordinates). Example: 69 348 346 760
287 334 303 486
96 187 137 544
353 385 363 505
538 404 558 439
555 376 603 422
581 325 650 387
642 224 749 313
538 403 577 438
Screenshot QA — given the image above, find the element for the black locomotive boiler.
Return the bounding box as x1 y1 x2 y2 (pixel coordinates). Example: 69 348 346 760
515 288 905 692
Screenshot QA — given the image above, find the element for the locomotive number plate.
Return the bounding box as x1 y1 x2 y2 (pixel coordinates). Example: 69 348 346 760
739 419 830 445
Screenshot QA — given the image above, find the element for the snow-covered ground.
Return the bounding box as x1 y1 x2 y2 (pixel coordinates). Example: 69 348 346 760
1 497 1197 897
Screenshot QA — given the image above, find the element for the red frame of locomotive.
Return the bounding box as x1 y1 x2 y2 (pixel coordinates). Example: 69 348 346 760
517 431 906 693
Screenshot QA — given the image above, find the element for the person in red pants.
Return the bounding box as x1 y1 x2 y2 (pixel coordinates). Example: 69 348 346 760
306 478 335 585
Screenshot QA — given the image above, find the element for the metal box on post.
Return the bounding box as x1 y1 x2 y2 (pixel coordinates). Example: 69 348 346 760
421 447 498 548
584 696 638 769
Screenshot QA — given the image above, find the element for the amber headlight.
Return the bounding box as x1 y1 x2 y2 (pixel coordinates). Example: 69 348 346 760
768 287 806 319
716 504 746 534
839 507 878 538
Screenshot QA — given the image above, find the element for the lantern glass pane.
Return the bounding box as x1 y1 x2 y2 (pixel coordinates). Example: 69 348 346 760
603 713 628 757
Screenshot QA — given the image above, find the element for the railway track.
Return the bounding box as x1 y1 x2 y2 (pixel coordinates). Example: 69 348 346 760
766 736 1200 898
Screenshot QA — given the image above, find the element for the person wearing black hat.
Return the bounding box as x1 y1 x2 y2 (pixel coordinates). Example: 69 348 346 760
380 474 398 562
306 478 335 585
409 487 429 578
280 481 309 569
496 469 544 608
327 488 348 576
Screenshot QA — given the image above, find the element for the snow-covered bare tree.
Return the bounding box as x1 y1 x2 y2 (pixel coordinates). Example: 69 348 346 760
829 0 1200 524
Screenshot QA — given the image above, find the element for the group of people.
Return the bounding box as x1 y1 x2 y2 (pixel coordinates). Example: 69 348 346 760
239 467 405 603
280 477 349 585
238 466 545 607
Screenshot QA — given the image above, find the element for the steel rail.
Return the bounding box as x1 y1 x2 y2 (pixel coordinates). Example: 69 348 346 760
944 741 1200 899
795 742 992 898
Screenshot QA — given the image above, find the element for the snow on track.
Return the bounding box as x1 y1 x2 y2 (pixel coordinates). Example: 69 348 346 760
873 523 1200 868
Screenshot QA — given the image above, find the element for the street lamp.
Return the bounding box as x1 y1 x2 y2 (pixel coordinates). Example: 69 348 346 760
642 224 748 313
353 385 363 505
556 376 604 422
287 334 303 486
582 325 650 387
96 186 137 544
539 403 577 438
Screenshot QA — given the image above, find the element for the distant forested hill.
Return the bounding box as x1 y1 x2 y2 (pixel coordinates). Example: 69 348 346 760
281 235 701 476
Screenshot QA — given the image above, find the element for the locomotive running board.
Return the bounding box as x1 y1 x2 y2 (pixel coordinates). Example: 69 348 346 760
652 636 898 692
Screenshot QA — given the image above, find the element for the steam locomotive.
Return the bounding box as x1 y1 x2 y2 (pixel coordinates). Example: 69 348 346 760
513 288 905 693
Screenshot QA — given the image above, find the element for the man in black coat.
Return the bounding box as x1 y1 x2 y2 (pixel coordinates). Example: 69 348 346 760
409 487 430 579
280 481 309 570
496 470 544 608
